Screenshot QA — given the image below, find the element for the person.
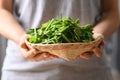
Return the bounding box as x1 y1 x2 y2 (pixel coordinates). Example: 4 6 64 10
0 0 119 80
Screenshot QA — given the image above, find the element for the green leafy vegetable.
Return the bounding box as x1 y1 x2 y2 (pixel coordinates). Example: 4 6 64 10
26 16 94 44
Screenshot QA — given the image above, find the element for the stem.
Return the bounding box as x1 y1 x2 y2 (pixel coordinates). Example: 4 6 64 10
61 33 71 43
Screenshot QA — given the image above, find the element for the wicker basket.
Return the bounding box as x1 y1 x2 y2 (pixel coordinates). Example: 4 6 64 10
25 33 104 60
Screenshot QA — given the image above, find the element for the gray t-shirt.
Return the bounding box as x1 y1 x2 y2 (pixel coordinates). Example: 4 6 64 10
2 0 112 80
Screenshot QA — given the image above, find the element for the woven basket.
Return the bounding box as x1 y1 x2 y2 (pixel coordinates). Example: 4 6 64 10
25 33 104 60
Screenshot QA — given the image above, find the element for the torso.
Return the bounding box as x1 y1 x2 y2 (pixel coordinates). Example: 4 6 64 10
2 0 112 80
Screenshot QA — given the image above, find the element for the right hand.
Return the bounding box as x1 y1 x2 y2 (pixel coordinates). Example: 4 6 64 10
18 34 58 61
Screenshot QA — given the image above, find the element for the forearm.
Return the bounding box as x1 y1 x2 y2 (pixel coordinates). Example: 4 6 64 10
93 0 119 39
93 11 119 39
0 9 26 44
94 11 119 39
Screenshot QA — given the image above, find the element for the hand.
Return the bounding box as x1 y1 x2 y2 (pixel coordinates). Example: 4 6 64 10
19 34 58 62
76 40 105 60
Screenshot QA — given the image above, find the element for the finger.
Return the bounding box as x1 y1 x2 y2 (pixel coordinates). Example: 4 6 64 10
30 52 49 61
31 52 58 61
36 53 58 61
100 40 105 46
19 35 29 53
20 40 42 58
20 40 29 51
21 49 40 59
78 52 94 60
92 47 102 57
98 40 105 48
43 54 58 61
19 35 29 48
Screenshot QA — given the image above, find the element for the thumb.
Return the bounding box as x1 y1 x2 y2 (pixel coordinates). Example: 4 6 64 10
92 47 102 57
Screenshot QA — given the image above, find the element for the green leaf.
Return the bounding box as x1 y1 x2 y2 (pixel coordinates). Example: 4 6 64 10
26 15 94 44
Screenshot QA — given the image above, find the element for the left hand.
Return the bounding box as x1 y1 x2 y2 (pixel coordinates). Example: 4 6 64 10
76 40 105 60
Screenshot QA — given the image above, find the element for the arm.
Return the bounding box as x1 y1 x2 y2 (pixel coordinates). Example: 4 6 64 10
93 0 119 39
79 0 119 59
0 0 26 44
0 0 57 61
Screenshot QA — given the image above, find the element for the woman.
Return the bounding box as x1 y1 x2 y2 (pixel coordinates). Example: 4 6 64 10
0 0 119 80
